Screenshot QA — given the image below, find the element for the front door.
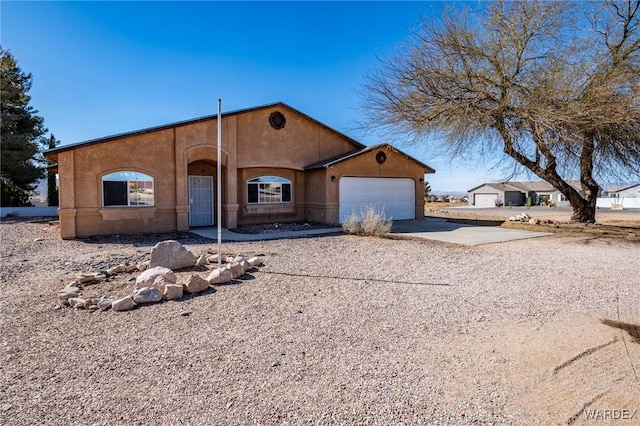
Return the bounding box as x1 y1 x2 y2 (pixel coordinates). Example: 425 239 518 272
189 176 214 227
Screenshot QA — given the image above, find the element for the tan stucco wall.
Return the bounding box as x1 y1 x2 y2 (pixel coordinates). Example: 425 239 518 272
236 108 357 170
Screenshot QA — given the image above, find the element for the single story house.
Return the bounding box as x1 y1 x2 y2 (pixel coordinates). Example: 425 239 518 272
597 183 640 209
45 102 435 239
606 183 640 199
467 180 584 207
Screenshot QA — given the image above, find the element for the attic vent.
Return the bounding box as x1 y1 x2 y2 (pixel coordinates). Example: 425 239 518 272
376 151 387 164
269 111 286 130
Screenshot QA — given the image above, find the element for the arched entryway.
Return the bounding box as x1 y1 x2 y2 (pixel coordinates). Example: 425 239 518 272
187 160 221 227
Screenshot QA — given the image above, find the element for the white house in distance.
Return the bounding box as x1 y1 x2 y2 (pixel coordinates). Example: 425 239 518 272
467 181 583 207
597 184 640 209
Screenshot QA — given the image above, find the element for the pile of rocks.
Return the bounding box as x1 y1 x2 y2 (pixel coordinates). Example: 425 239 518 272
507 213 554 225
55 240 263 312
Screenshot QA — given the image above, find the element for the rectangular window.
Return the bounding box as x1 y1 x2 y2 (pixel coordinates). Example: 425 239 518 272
247 176 292 204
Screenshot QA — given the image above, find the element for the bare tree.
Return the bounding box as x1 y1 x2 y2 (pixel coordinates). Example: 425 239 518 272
362 0 640 223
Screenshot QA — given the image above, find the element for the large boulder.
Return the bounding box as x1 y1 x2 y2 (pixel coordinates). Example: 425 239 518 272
183 274 210 294
163 284 183 300
135 266 177 288
132 287 163 304
207 267 233 285
149 240 197 270
112 295 135 312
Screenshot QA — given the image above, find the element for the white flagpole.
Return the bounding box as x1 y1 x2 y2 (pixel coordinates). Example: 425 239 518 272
217 99 222 266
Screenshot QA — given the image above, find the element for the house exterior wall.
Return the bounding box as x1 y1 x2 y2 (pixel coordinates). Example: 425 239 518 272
48 105 430 238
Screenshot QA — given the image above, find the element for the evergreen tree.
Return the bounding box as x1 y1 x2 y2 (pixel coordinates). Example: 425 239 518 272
1 47 47 206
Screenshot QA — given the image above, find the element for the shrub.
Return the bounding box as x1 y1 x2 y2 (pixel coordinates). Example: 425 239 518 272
342 205 393 236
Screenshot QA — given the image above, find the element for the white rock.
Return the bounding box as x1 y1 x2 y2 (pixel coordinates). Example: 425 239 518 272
137 261 149 271
529 218 541 225
515 214 524 221
107 265 126 275
135 266 177 288
233 254 246 263
207 267 233 285
58 292 78 301
163 284 183 300
132 287 163 304
183 274 210 294
69 297 86 309
240 259 253 273
195 255 208 266
149 240 197 270
207 253 223 264
229 262 244 279
224 255 235 263
522 212 531 220
509 216 517 222
97 298 114 311
77 273 98 283
248 256 263 267
112 295 135 311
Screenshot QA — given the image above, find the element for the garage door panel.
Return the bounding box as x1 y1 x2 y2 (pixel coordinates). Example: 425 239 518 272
339 177 415 222
474 193 499 207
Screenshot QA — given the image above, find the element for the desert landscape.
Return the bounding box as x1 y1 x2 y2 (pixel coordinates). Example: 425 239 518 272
1 216 638 425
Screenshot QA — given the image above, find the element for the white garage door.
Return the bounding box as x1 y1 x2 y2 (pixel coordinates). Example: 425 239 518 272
474 193 499 207
339 177 415 222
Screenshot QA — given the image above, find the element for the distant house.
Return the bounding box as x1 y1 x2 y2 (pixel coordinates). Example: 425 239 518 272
597 184 640 209
467 181 584 207
607 183 640 199
44 102 435 239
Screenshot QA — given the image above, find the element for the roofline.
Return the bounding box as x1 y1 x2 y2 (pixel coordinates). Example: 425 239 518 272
610 183 640 193
305 143 436 173
44 101 365 156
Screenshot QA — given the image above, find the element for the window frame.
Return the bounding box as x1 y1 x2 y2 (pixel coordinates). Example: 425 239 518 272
101 171 155 207
247 176 292 204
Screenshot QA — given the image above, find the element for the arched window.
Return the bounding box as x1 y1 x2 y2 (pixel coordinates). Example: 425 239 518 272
247 176 291 204
102 171 154 207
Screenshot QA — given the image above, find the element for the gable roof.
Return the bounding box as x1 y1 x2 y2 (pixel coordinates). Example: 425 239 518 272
304 143 435 173
45 102 365 156
609 183 640 193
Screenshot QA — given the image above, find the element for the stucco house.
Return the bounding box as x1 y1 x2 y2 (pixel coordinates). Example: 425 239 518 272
45 102 435 239
467 180 584 207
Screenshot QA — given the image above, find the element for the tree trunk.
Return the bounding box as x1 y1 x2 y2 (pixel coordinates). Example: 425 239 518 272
569 195 597 223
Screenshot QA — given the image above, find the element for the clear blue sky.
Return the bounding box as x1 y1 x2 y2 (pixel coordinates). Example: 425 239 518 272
2 1 509 193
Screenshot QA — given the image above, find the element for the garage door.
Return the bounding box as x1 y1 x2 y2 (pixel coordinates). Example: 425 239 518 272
474 193 499 207
339 177 415 222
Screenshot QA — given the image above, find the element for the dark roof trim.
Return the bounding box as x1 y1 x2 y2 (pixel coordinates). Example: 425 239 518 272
610 183 640 193
305 143 435 173
45 102 365 155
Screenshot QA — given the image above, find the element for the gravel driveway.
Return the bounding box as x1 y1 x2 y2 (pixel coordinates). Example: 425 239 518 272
1 219 638 425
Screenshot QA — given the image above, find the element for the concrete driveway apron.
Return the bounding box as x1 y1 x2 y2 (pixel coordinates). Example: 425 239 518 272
390 218 553 246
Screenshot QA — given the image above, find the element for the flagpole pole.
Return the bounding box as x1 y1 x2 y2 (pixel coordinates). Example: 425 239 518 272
217 98 222 266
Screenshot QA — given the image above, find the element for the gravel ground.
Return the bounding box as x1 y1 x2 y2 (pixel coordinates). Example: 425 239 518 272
1 218 639 425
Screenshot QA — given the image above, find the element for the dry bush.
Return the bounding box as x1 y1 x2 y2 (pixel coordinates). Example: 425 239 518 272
342 206 392 236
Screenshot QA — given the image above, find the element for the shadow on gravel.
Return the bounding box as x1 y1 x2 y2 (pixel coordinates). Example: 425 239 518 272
79 232 212 247
263 270 449 287
601 319 640 343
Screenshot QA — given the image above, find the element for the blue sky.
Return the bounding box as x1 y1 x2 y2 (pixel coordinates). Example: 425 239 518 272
2 1 510 192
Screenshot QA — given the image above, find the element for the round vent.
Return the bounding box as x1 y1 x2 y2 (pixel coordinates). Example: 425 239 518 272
376 151 387 164
269 111 286 130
